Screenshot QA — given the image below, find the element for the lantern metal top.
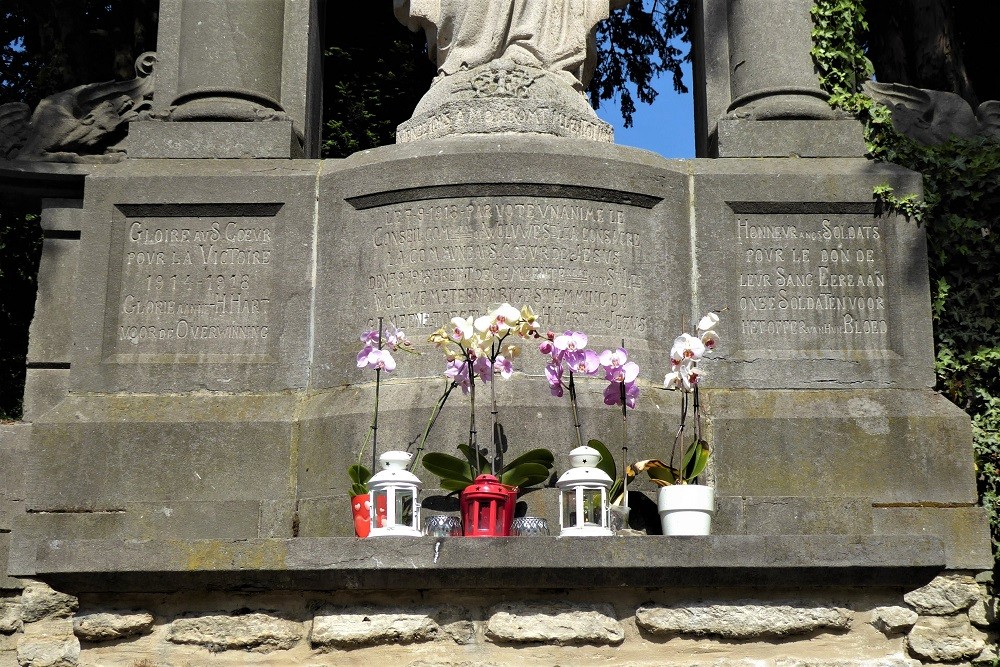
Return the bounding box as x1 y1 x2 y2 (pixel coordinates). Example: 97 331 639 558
369 451 421 490
557 447 613 488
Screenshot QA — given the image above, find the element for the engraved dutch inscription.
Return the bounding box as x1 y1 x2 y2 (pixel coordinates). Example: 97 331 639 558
734 212 890 352
366 197 647 335
110 209 277 360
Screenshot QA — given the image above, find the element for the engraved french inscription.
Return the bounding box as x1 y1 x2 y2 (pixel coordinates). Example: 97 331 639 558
367 198 646 335
735 213 890 351
110 210 277 360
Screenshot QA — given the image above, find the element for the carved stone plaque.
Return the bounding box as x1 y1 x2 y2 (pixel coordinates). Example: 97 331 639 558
730 204 893 354
105 203 281 363
362 196 645 336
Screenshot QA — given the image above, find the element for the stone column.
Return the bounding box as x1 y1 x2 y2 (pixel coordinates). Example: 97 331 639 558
171 0 287 122
129 0 323 159
693 0 864 157
725 0 834 120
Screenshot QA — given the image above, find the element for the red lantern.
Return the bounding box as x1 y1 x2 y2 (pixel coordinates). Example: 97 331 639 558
460 474 517 537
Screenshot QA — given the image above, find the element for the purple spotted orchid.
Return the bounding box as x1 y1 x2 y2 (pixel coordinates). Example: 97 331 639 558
351 320 415 492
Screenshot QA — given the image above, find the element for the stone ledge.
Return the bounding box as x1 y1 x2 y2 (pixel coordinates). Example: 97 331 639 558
19 535 945 593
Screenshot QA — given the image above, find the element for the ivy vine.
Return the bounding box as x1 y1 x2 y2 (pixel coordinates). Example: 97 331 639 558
812 0 1000 570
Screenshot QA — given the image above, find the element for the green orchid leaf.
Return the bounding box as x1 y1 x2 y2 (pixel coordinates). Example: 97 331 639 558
440 478 472 492
422 452 474 484
348 464 371 486
457 444 491 475
686 440 711 481
587 438 618 480
499 462 550 488
350 483 369 497
495 422 508 454
503 448 555 472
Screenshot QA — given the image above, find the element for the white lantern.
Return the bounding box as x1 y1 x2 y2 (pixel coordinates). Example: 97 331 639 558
556 445 613 536
368 451 422 537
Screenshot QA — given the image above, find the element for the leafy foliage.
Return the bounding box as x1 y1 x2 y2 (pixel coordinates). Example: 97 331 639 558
422 445 554 492
590 0 692 127
0 195 42 420
814 0 1000 570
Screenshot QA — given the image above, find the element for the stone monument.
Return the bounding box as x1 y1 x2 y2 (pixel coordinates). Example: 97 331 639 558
0 1 994 665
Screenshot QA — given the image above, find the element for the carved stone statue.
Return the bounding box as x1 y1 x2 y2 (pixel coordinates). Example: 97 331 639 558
864 81 1000 146
393 0 627 143
0 52 156 163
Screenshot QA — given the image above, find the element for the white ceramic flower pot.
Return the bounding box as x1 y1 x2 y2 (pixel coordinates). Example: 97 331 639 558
657 484 715 536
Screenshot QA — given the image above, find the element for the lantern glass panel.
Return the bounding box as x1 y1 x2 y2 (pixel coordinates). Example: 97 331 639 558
562 490 576 529
583 487 603 526
371 489 388 528
395 490 415 527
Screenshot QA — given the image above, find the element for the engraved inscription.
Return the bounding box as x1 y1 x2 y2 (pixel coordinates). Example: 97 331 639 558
735 215 889 350
368 198 646 334
112 217 275 358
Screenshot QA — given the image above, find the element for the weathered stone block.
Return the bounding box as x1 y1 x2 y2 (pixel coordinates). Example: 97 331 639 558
968 596 997 628
19 585 77 624
126 121 303 159
310 606 441 648
26 395 296 512
484 602 623 646
122 501 260 540
873 507 993 570
258 499 296 538
904 574 981 615
906 614 987 662
0 501 21 533
39 199 84 233
16 619 78 667
974 643 999 665
72 610 153 642
21 369 69 424
635 601 852 639
0 601 21 634
717 119 866 158
26 237 79 365
0 425 28 504
167 613 302 652
742 497 873 535
710 390 979 505
0 536 26 592
774 659 919 667
869 606 918 636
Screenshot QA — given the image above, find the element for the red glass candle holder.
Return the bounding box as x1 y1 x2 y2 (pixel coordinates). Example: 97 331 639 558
460 474 517 537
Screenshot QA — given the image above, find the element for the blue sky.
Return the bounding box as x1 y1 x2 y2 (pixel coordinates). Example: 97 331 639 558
596 63 695 159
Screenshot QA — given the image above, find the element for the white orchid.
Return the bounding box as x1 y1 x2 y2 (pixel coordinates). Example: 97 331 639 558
670 332 706 364
474 302 522 334
697 312 720 333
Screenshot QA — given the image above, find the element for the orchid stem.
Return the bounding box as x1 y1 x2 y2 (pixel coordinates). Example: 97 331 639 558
466 347 479 477
490 338 500 473
620 338 629 511
408 380 456 473
567 370 584 451
371 317 384 472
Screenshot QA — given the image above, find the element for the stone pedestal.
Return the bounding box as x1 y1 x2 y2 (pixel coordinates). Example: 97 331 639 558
140 0 323 158
694 0 864 157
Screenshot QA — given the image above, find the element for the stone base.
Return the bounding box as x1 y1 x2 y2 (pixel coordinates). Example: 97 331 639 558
125 120 304 159
716 118 867 157
3 576 995 667
397 61 613 143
